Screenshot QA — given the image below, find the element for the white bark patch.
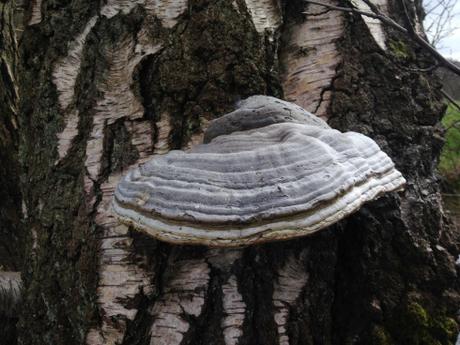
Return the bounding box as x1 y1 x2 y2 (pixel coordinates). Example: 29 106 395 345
207 249 246 345
84 30 160 345
53 17 98 163
280 1 343 119
0 271 21 317
86 173 154 345
221 275 246 345
408 0 424 34
53 0 168 163
84 36 161 185
74 3 185 344
273 252 309 345
21 200 28 219
243 0 282 36
184 131 204 151
2 37 19 117
232 0 241 13
144 0 189 28
28 0 42 25
31 227 38 251
53 16 98 111
100 0 144 18
149 258 210 345
85 330 105 345
153 113 173 154
100 0 188 28
56 110 79 161
351 0 388 50
85 38 143 180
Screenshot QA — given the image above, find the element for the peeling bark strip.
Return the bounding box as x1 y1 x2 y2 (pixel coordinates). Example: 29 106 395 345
221 275 246 345
86 174 154 345
149 258 210 345
80 1 188 343
99 0 188 26
273 252 308 345
280 0 343 118
243 0 282 36
52 17 97 162
55 110 80 161
84 35 145 186
52 17 98 111
350 0 388 50
82 27 160 342
52 0 166 163
83 34 161 194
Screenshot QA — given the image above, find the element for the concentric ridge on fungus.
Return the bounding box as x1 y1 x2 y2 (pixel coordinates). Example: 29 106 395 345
113 96 406 246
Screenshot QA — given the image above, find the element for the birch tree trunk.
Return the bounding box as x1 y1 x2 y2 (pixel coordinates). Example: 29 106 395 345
1 0 459 344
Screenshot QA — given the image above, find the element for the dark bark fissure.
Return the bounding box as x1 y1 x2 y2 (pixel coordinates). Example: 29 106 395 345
3 0 458 344
140 0 280 149
16 0 108 343
121 234 167 345
0 0 22 272
237 247 279 345
0 2 23 343
326 8 459 344
180 262 226 345
104 119 140 176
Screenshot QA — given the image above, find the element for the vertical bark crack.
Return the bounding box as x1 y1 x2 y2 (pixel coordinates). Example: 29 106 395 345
272 251 309 345
280 0 343 119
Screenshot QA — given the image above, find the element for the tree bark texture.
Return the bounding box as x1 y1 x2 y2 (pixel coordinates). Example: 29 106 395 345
0 1 24 343
1 0 459 344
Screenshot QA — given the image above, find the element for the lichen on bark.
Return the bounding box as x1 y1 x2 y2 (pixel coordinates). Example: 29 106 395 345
8 0 460 344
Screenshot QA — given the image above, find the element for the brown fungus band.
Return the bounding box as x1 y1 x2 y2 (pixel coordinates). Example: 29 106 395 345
112 96 406 246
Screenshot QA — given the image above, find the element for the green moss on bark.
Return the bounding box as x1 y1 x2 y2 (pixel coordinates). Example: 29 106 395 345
329 6 458 345
140 0 282 148
389 301 458 345
17 1 101 344
370 325 393 345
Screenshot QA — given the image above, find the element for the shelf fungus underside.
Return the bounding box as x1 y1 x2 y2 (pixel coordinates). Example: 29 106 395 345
113 96 406 246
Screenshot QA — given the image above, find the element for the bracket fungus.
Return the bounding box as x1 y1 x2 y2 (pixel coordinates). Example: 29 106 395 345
113 96 406 247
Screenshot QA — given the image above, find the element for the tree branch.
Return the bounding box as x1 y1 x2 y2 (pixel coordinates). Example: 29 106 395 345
441 89 460 113
304 0 408 31
303 0 460 76
423 0 459 46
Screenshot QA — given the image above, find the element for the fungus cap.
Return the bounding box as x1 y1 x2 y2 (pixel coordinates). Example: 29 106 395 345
113 96 406 247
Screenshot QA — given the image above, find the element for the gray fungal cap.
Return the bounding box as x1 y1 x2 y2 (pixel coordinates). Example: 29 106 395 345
203 95 329 143
113 95 406 247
